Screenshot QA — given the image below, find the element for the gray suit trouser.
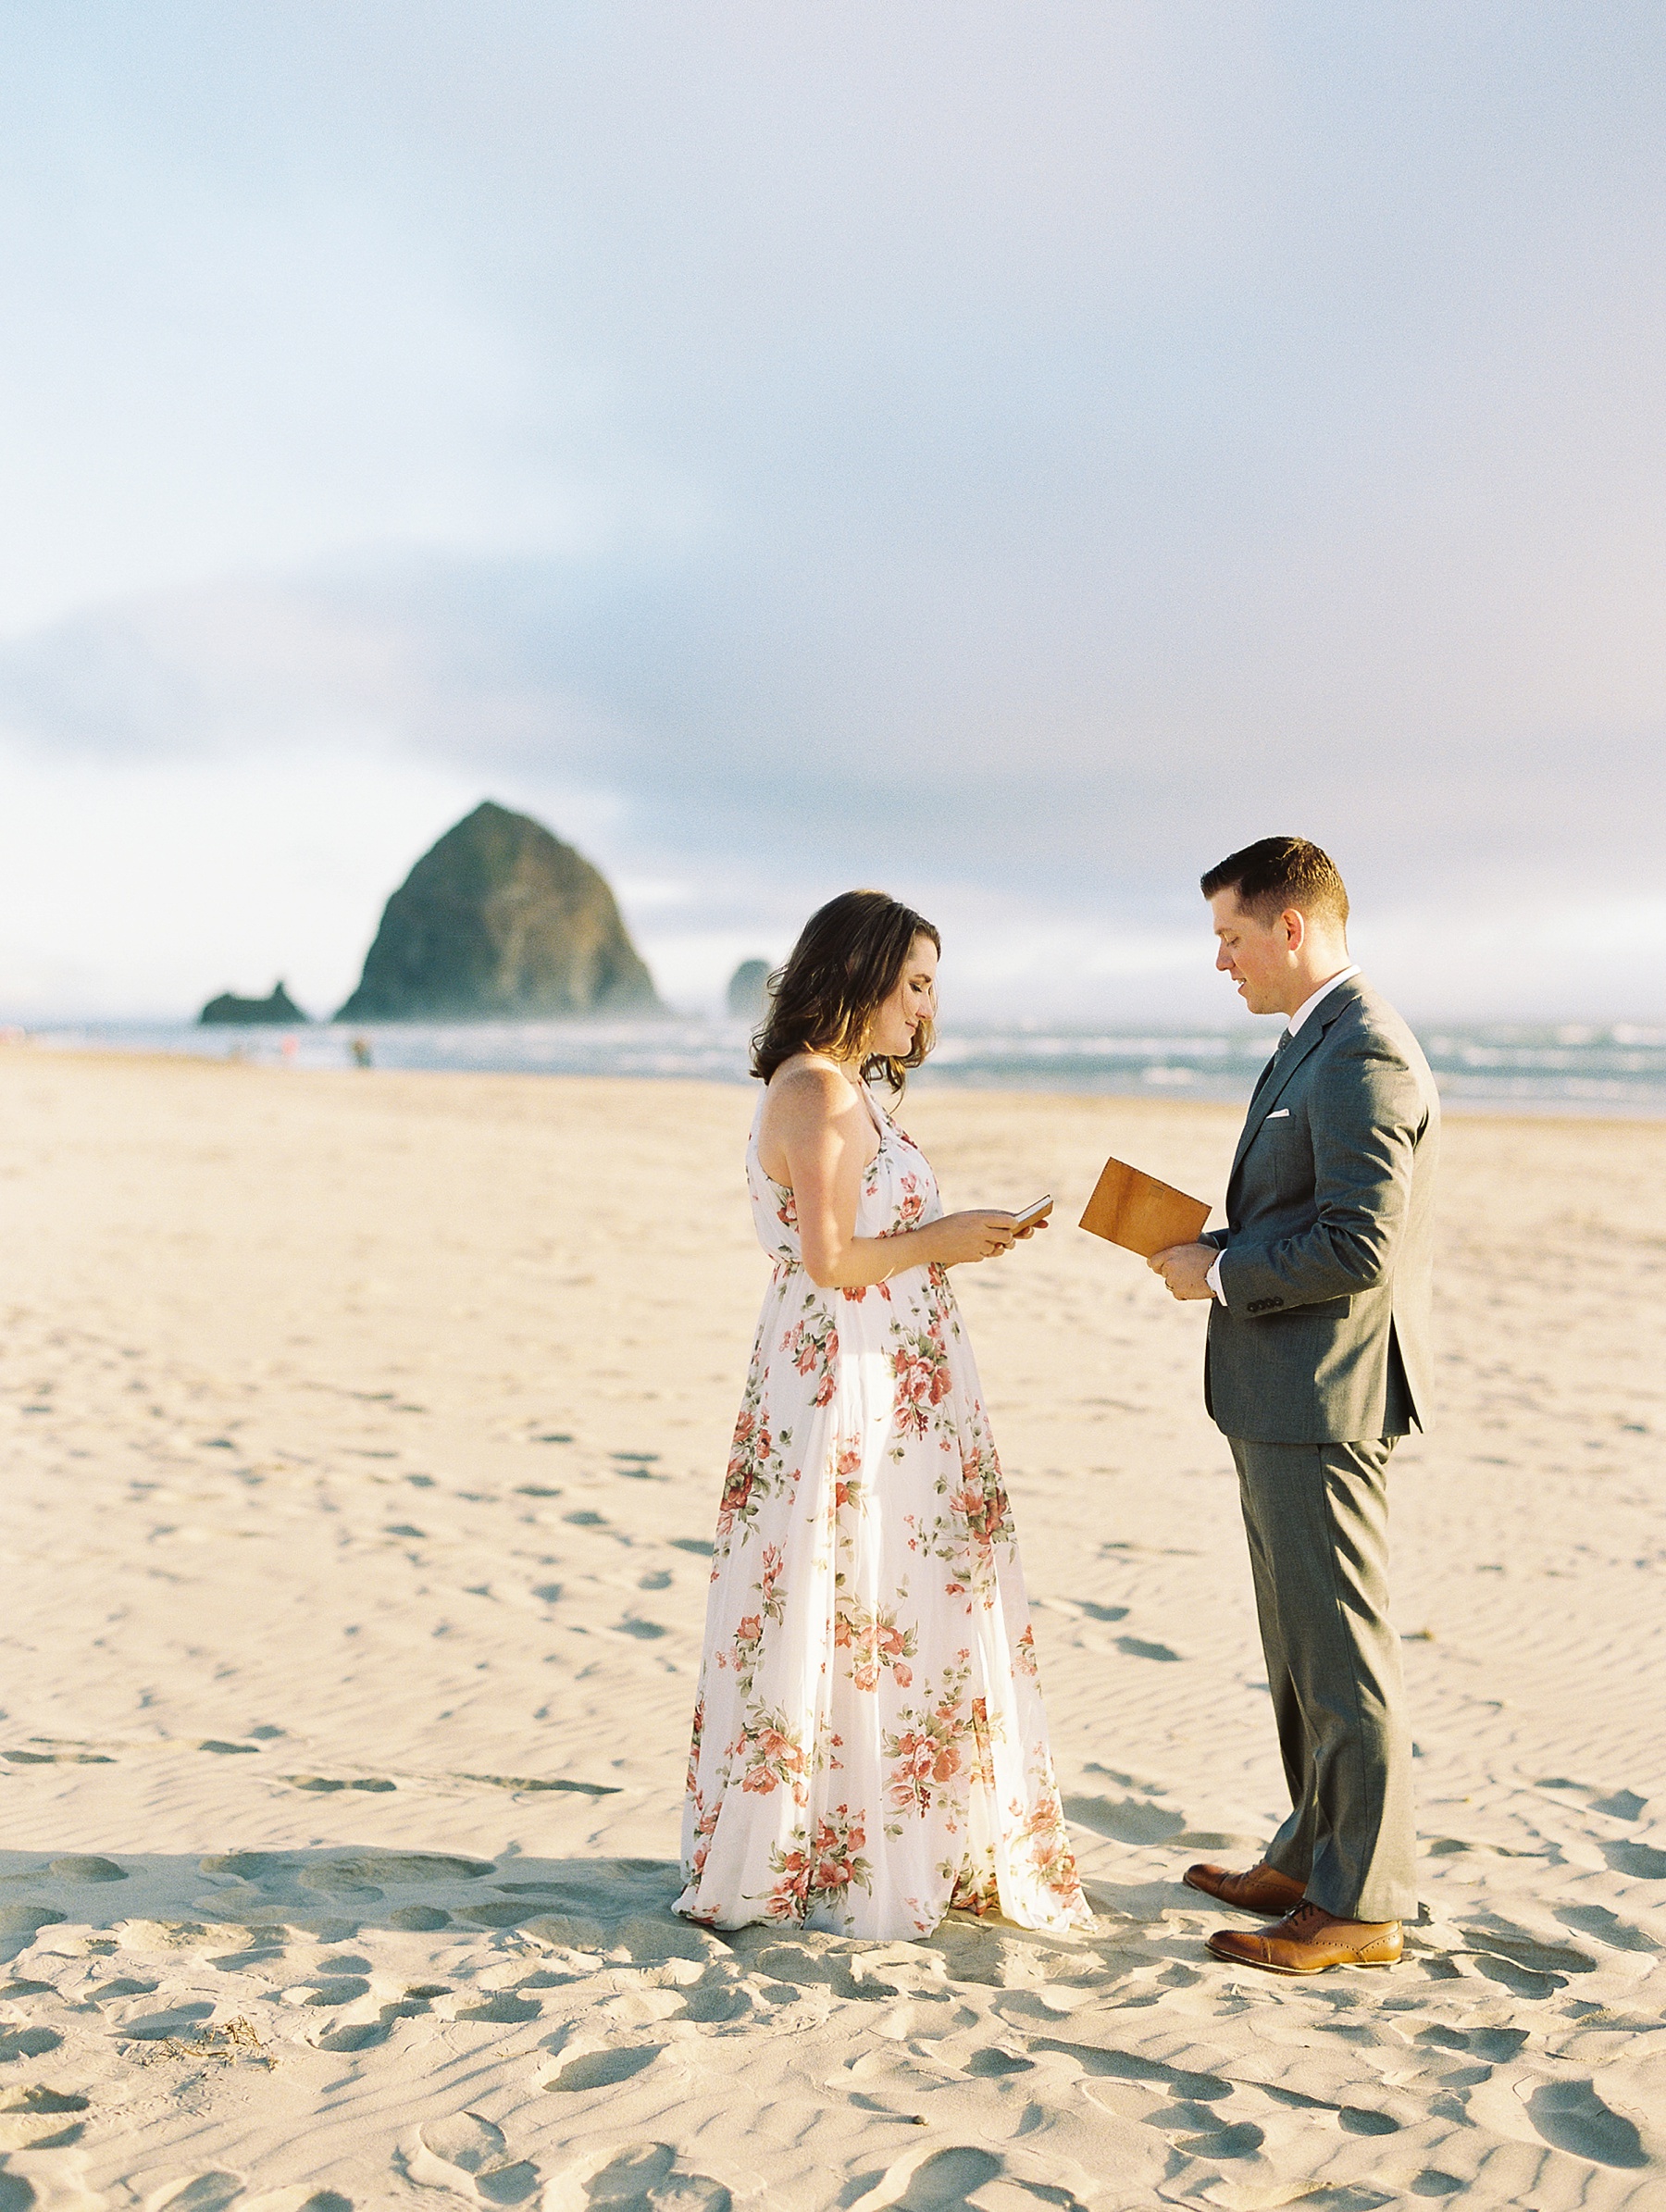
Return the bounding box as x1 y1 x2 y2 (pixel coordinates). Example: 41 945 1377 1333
1229 1435 1418 1923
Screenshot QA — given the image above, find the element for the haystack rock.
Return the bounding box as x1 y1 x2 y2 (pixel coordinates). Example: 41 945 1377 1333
199 981 309 1026
727 959 772 1019
336 802 661 1022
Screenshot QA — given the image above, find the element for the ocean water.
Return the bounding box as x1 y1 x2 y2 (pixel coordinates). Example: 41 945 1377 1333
28 1014 1666 1116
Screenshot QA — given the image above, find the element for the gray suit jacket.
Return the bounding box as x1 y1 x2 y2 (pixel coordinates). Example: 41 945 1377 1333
1203 976 1439 1445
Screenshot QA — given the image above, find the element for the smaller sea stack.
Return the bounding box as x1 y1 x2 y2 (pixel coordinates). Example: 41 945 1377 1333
199 982 309 1026
727 960 773 1020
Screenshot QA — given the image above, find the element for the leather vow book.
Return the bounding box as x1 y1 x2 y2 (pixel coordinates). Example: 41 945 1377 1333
1079 1156 1211 1257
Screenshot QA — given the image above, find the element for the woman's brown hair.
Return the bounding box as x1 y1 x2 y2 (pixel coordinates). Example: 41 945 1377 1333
751 890 940 1091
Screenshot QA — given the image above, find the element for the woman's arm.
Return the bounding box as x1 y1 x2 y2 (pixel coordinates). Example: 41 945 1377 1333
763 1065 1019 1289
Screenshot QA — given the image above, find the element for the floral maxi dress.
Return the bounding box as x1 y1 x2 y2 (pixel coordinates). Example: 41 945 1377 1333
675 1085 1089 1939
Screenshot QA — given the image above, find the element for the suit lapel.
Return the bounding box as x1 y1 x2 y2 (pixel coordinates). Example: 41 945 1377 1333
1226 977 1367 1196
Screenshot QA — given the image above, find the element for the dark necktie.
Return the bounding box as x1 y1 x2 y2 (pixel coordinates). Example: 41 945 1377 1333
1249 1026 1292 1102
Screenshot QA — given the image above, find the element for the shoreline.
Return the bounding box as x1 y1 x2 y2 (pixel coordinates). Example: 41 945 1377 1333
10 1035 1666 1129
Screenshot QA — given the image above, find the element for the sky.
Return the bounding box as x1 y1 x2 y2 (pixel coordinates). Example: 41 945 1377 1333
1 1 1662 1024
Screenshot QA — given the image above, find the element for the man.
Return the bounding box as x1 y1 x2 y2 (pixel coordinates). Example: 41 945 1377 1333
1150 836 1438 1975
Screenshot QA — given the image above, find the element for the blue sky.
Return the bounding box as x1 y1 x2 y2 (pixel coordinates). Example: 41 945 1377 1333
1 3 1662 1021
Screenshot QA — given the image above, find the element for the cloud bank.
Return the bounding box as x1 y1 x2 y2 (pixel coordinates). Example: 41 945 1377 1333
1 4 1661 1019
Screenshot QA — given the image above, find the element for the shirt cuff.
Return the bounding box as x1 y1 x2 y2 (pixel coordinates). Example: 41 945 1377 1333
1206 1251 1226 1306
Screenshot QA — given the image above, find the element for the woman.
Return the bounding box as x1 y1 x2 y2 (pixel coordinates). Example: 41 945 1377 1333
676 890 1088 1939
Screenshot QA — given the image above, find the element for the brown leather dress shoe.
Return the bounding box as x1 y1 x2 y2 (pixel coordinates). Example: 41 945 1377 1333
1182 1859 1307 1917
1207 1900 1403 1974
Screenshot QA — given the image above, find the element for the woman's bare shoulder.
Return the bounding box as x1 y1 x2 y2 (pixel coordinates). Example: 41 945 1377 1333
762 1056 862 1131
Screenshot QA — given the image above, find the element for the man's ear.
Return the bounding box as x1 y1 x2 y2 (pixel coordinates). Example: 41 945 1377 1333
1281 906 1308 953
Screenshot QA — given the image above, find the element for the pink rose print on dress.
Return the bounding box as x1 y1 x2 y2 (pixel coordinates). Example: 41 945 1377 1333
889 1325 953 1439
834 1600 917 1692
782 1311 839 1408
892 1172 926 1231
880 1658 986 1819
765 1804 872 1919
832 1437 866 1516
1013 1778 1087 1909
676 1086 1088 1939
952 1445 1013 1558
740 1709 809 1802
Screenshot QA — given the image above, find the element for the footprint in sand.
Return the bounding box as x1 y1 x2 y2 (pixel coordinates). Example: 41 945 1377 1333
410 2112 541 2203
545 2045 663 2093
208 1850 491 1886
1171 2117 1266 2160
1526 2079 1649 2169
146 2176 246 2212
49 1855 127 1883
4 1746 113 1765
455 1902 534 1930
0 2083 89 2111
1591 1788 1647 1820
1602 1839 1666 1878
675 1982 751 2024
1556 1901 1660 1953
561 2143 729 2211
1061 1794 1186 1845
242 2193 354 2212
196 1848 493 1932
455 1992 542 2024
122 2003 217 2041
284 1776 396 1793
1026 2037 1232 2106
0 1907 68 1938
0 2032 60 2067
459 1775 620 1796
1461 1924 1597 1998
1416 2023 1528 2065
1336 2107 1400 2137
851 2144 1080 2210
611 1452 663 1478
293 1976 371 2007
964 2046 1034 2077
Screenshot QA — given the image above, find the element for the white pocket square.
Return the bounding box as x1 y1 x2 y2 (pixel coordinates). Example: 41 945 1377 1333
1266 1108 1290 1119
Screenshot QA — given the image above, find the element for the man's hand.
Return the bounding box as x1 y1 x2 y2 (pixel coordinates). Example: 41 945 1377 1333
1149 1242 1217 1301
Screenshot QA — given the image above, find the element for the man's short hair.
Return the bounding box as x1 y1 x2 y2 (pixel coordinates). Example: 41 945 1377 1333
1200 836 1349 929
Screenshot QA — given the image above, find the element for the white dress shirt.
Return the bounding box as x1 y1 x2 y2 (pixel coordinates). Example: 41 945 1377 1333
1206 965 1360 1305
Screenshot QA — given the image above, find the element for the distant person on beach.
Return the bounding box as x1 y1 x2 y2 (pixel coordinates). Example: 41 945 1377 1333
676 890 1089 1939
1150 837 1439 1975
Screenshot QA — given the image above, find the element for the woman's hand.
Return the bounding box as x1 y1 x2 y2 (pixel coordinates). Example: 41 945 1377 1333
927 1210 1020 1267
759 1063 1032 1287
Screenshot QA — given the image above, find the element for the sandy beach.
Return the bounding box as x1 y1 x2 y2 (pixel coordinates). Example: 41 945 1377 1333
1 1044 1662 2210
